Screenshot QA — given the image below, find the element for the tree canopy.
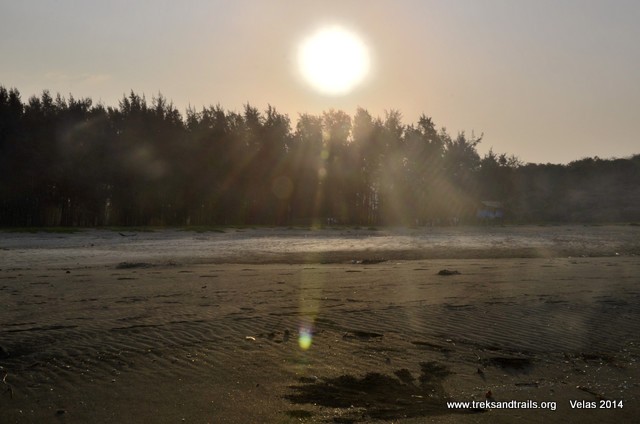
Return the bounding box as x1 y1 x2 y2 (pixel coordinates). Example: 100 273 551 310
1 86 638 227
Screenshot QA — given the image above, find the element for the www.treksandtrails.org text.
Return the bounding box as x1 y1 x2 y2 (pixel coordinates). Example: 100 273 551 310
447 400 557 410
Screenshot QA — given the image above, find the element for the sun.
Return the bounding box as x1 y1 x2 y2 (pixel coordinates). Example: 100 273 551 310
298 26 370 96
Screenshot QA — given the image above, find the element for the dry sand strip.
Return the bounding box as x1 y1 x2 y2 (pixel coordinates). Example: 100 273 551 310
1 257 639 423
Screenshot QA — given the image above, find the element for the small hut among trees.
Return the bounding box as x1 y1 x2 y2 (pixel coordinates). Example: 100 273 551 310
477 201 504 223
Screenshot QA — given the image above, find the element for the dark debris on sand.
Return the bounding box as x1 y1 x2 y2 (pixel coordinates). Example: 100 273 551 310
285 361 473 421
481 356 533 372
437 269 461 275
350 258 387 264
115 262 152 269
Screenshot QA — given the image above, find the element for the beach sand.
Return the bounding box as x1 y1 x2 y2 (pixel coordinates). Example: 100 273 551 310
1 225 639 423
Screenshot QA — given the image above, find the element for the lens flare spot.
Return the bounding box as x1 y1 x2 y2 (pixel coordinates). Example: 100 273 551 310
298 328 313 350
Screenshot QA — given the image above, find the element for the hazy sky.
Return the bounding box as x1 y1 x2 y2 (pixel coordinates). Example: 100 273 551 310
1 0 639 163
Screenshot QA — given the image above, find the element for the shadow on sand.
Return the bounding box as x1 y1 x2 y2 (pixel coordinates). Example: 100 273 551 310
285 361 476 421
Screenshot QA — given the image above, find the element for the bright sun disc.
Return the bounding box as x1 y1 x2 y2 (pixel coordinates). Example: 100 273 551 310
298 26 370 96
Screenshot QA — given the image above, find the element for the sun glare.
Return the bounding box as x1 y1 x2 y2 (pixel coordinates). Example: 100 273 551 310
298 26 370 96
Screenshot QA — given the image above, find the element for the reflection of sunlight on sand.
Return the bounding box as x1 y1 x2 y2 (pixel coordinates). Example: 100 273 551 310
297 253 324 353
297 274 322 352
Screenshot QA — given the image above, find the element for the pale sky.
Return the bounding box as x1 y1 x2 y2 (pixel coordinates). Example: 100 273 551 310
1 0 639 164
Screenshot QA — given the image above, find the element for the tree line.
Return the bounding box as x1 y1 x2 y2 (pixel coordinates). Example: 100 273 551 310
1 86 638 227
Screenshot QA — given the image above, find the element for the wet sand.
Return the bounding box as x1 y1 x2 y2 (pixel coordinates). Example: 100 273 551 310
1 225 639 423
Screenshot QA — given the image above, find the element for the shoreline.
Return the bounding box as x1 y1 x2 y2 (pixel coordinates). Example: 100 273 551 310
1 225 639 270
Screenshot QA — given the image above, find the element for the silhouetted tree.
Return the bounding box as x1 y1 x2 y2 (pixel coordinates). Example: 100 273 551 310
404 115 445 224
290 113 324 224
320 109 351 223
351 108 382 224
